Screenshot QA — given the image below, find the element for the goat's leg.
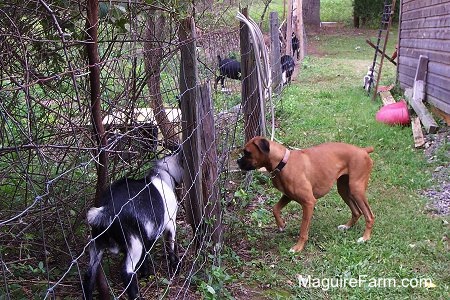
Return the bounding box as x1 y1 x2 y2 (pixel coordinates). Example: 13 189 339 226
139 239 157 278
122 236 143 300
214 75 223 90
82 242 104 300
164 222 179 276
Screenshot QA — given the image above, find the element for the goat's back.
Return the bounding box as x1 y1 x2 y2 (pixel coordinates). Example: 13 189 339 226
88 177 167 244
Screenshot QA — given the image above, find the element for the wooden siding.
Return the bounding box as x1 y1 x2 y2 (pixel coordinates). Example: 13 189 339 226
398 0 450 114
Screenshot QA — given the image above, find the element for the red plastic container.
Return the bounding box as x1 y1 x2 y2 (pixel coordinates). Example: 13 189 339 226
375 100 410 125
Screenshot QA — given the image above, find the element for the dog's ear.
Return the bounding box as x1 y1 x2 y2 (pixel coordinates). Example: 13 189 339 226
254 137 270 154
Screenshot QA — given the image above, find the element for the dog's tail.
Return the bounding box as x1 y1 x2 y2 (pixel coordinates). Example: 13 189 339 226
87 207 111 228
364 146 374 154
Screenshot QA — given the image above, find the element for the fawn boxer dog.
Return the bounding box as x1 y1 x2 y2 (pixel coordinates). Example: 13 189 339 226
237 136 375 253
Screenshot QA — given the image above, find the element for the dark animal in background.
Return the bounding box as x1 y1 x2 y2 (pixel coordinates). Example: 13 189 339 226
82 152 184 300
281 55 295 85
216 55 241 89
292 32 300 60
363 66 374 92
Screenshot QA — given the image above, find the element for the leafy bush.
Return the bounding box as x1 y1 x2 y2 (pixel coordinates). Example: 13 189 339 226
353 0 399 28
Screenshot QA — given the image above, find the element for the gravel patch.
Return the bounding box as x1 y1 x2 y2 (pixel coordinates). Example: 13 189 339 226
421 126 450 216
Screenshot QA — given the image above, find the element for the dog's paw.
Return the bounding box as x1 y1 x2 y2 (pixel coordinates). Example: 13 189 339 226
278 226 285 232
337 224 350 231
289 243 304 253
357 237 367 243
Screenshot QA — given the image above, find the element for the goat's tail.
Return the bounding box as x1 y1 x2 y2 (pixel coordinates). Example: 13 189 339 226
87 207 111 228
217 54 222 64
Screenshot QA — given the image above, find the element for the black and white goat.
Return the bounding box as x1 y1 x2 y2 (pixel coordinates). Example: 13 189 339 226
215 55 241 89
281 54 295 85
363 66 375 92
82 152 184 300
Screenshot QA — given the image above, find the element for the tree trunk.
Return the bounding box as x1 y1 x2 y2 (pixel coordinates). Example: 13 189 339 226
86 1 109 298
303 0 320 27
353 4 360 28
144 9 180 150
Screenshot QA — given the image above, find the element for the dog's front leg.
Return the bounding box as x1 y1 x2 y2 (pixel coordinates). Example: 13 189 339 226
272 195 291 231
290 197 316 253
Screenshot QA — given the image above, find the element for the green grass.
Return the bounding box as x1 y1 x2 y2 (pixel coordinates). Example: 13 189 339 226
221 26 449 300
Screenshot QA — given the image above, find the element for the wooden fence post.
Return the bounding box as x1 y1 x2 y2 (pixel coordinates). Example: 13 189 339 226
285 0 293 56
198 82 223 247
295 0 305 60
240 7 262 142
270 12 282 93
178 17 204 248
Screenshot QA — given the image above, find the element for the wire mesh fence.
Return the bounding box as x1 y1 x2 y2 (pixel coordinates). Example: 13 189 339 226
0 1 295 298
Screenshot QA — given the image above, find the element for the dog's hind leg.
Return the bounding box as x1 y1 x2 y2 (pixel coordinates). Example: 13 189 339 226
348 181 374 243
272 195 291 231
122 235 143 300
350 186 374 243
337 175 362 231
82 242 104 300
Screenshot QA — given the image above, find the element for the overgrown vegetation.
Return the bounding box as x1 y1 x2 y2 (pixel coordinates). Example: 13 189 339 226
353 0 400 28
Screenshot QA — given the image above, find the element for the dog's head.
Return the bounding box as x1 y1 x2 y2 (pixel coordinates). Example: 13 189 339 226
237 136 270 171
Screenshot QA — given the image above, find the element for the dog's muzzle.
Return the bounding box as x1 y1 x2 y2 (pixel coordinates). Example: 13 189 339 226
237 157 256 171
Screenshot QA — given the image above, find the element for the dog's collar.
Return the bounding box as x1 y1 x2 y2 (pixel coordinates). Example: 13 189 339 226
270 149 290 177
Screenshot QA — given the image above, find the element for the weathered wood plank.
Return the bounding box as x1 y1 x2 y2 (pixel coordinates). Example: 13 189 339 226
400 27 450 40
198 82 223 246
401 15 450 29
403 56 440 134
425 73 450 89
405 87 439 134
411 116 425 148
427 94 450 115
402 0 449 13
240 7 262 142
399 47 450 64
399 67 450 114
414 55 428 81
399 57 450 78
400 70 450 103
402 4 450 21
427 84 450 114
270 12 282 93
400 38 450 52
399 65 449 87
179 16 204 243
379 91 397 106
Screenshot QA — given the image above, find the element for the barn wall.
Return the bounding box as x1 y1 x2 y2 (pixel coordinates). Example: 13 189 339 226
398 0 450 114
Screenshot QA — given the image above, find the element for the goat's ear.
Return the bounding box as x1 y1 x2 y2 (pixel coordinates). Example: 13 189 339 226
255 138 270 154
